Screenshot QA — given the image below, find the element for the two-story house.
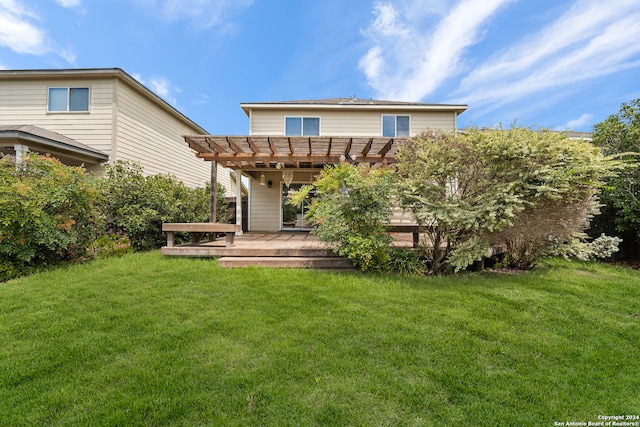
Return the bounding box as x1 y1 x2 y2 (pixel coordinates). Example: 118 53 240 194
184 98 467 232
0 68 230 190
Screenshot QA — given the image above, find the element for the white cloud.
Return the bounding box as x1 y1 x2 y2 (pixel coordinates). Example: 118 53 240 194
140 0 253 30
359 0 640 124
359 0 513 101
132 73 180 106
558 113 595 131
0 1 46 55
194 92 209 105
54 0 80 7
0 0 75 62
453 0 640 110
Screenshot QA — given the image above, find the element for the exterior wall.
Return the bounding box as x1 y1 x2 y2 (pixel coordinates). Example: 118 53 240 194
245 105 458 230
0 77 114 153
0 71 228 190
249 170 316 232
114 82 212 188
249 108 456 136
249 170 283 231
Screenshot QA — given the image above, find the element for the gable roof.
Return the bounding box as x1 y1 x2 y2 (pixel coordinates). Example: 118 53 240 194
0 125 108 162
0 68 209 134
240 98 468 116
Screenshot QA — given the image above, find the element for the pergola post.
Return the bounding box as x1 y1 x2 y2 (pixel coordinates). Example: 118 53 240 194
209 161 217 223
235 169 243 235
14 144 29 170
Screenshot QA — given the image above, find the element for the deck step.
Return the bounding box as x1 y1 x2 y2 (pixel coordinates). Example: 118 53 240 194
217 256 353 269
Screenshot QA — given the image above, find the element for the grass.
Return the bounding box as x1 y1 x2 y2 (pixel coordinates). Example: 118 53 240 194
0 252 639 426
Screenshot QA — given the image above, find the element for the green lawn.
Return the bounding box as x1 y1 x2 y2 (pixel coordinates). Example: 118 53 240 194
1 252 638 426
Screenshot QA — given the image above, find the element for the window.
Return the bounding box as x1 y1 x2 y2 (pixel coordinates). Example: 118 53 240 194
382 115 410 137
48 87 89 112
285 117 320 136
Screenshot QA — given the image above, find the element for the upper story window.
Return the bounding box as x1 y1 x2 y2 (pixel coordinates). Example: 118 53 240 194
382 115 410 137
48 87 90 112
285 117 320 136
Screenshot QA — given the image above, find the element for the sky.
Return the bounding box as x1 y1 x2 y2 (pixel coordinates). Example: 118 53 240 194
1 0 639 134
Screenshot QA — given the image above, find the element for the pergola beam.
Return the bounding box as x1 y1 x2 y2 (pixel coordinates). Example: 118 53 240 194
184 135 406 170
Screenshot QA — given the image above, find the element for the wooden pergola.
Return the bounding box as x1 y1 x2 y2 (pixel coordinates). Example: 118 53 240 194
183 135 408 226
183 135 408 169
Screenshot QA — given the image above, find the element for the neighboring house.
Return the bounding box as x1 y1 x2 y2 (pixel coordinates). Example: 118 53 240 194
184 98 467 232
0 68 230 190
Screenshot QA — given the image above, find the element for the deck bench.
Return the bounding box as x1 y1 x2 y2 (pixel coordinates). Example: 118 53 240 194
385 225 420 247
162 223 242 248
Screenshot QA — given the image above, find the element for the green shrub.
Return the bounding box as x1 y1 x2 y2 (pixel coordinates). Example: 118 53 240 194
95 161 224 251
386 248 425 276
395 128 618 273
87 234 133 259
289 163 393 272
549 233 622 261
0 153 97 280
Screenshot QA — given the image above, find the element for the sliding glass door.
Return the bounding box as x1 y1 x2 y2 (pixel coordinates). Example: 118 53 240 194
281 183 314 230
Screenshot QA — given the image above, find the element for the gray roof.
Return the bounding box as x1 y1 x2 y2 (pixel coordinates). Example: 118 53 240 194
240 98 468 117
249 98 462 106
0 125 109 161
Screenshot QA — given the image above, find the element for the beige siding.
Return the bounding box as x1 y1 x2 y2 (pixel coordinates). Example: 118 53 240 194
249 171 282 231
249 171 317 231
250 109 456 136
0 78 114 153
0 73 223 190
114 83 211 188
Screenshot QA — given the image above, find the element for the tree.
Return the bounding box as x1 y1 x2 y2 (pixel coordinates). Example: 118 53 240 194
289 163 393 271
395 128 613 273
591 98 640 257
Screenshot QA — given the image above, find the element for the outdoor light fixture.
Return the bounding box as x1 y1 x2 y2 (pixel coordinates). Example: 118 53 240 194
276 163 282 169
267 179 272 188
260 172 266 186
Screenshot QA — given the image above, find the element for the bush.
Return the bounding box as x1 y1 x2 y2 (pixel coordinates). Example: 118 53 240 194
95 161 225 251
289 163 393 272
395 128 617 273
87 234 133 259
0 153 97 280
549 233 622 261
386 248 425 276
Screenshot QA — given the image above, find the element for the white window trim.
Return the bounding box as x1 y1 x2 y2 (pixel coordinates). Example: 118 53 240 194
47 86 91 113
284 116 321 136
381 114 411 137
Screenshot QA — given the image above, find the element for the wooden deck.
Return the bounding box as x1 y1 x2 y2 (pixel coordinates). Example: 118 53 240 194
160 231 416 268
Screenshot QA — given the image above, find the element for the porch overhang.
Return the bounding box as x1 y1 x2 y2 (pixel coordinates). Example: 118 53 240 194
183 135 408 170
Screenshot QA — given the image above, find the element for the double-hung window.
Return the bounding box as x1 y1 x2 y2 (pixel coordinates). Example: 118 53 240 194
382 115 410 137
285 117 320 136
48 87 90 112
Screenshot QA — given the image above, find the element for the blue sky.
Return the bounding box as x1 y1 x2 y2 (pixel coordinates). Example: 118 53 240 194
1 0 639 134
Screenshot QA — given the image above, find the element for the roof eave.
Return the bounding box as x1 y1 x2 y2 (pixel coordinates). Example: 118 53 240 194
241 102 467 115
0 68 209 134
0 130 109 162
